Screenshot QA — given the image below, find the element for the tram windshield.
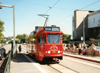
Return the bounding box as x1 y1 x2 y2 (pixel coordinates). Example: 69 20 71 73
48 34 59 43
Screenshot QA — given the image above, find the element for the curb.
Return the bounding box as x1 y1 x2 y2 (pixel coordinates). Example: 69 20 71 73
63 54 100 63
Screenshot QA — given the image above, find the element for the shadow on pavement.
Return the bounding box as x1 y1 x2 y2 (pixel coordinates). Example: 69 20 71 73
11 53 32 63
11 53 61 65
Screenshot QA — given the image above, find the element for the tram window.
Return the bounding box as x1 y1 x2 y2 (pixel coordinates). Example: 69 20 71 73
60 35 62 43
40 35 43 44
43 34 46 43
48 34 59 43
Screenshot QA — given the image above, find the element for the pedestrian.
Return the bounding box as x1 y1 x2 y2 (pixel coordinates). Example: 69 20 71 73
91 43 96 56
72 43 75 53
63 44 66 51
68 43 71 52
82 42 87 55
19 45 22 53
78 43 81 55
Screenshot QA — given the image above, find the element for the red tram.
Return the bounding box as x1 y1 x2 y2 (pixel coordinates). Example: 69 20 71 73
28 25 63 62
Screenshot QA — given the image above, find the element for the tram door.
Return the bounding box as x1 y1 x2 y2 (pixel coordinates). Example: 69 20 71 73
36 44 39 59
36 35 43 60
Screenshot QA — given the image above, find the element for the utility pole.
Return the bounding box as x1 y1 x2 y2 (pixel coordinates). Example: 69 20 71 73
0 4 16 57
83 18 85 42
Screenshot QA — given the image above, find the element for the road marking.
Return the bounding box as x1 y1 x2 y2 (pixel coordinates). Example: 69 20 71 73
50 64 76 73
64 56 100 69
22 53 47 73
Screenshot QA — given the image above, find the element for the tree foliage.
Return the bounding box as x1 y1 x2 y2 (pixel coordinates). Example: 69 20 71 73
98 34 100 38
63 34 71 41
16 34 28 43
89 38 95 41
0 20 4 40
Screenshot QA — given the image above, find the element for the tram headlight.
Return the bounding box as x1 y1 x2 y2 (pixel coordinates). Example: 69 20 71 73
48 51 51 54
58 50 60 53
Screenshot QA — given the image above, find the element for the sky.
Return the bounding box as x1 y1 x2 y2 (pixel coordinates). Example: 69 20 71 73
0 0 100 37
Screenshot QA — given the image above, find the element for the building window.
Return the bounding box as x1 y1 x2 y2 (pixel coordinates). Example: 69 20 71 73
94 18 95 23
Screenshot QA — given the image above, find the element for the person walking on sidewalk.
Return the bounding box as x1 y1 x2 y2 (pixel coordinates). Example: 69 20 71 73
18 45 22 53
82 42 87 55
78 43 82 55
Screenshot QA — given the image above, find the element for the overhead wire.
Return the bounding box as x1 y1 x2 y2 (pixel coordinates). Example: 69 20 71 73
52 0 100 24
81 0 100 10
14 0 48 21
14 0 61 35
14 0 48 7
34 0 60 25
44 0 60 14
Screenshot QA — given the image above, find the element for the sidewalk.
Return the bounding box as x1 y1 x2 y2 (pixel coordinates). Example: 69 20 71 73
10 44 47 73
10 53 41 73
63 52 100 63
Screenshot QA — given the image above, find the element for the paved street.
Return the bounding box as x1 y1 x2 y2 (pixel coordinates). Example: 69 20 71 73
11 44 100 73
40 55 100 73
60 56 100 73
1 44 100 73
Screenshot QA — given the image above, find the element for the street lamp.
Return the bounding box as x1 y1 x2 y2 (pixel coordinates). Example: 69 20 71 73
0 3 15 57
38 14 49 27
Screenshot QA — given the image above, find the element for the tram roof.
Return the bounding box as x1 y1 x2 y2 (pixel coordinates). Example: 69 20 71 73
29 26 63 39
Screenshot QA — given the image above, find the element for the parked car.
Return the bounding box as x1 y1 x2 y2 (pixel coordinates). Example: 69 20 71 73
0 48 6 60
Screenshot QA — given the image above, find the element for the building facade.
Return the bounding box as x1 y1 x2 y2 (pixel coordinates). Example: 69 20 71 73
73 10 100 40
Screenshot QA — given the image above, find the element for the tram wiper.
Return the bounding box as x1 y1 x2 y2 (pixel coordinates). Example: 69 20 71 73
54 39 58 43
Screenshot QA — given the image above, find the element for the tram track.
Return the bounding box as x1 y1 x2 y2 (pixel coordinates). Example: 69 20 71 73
47 63 78 73
22 46 78 73
22 48 100 73
25 52 78 73
48 64 62 73
20 45 100 73
58 64 79 73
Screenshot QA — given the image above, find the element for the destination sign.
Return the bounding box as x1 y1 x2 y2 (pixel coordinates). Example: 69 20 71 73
45 27 52 31
45 27 60 31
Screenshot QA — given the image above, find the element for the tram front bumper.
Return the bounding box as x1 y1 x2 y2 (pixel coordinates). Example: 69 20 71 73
44 55 63 58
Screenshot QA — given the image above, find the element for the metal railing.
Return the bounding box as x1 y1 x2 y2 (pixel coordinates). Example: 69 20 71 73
4 51 11 73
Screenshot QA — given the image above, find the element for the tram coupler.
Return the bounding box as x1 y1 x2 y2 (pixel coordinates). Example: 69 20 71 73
53 58 59 62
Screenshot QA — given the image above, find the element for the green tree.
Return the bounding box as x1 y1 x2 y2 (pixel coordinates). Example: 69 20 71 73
98 34 100 38
16 34 28 43
89 38 95 43
63 34 71 42
22 34 28 43
0 20 4 41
